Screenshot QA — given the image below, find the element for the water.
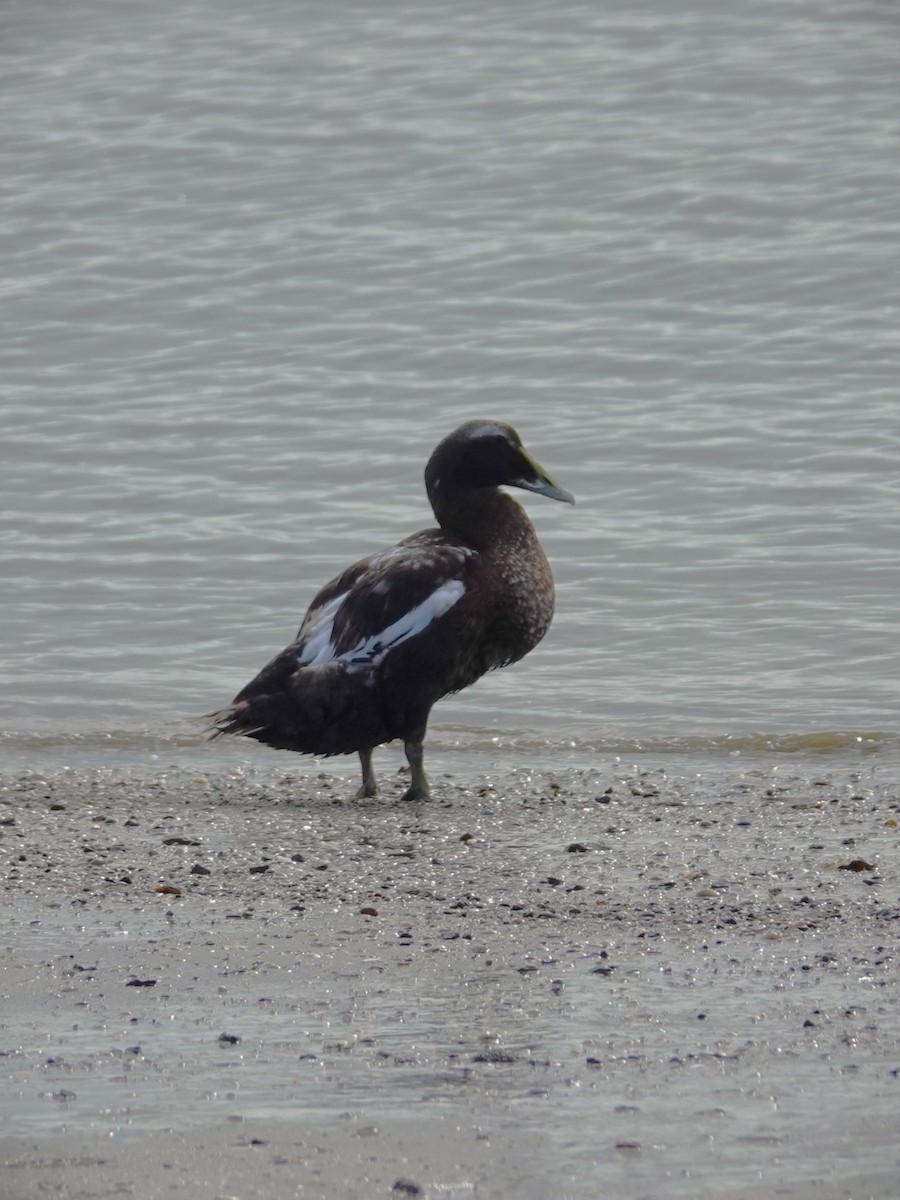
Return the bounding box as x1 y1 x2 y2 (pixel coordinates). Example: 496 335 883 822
3 0 899 761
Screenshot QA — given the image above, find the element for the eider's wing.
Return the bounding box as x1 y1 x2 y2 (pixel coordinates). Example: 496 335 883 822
211 534 475 754
303 533 473 671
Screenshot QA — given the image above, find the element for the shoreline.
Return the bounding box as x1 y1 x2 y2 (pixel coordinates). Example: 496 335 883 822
2 757 898 1198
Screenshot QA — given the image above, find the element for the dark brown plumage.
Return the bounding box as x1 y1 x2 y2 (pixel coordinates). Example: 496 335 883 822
210 420 574 799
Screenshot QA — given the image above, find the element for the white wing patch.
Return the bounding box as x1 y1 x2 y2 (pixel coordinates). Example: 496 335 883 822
296 591 349 666
344 578 465 670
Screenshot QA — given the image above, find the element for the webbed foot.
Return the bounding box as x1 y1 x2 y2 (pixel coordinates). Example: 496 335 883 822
399 781 430 803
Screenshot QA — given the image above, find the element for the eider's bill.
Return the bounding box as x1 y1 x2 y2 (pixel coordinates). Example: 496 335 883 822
508 445 575 505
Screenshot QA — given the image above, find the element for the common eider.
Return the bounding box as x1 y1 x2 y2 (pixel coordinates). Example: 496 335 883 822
210 420 574 800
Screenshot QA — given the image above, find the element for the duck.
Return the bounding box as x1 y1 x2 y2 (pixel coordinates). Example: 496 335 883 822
210 420 574 800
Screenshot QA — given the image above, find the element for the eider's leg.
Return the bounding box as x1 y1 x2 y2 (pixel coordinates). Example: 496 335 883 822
400 733 429 802
356 748 378 799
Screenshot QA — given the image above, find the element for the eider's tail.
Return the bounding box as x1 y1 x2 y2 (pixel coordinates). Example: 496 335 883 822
208 649 390 757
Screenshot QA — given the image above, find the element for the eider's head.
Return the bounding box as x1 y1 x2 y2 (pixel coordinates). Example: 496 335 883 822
425 420 574 531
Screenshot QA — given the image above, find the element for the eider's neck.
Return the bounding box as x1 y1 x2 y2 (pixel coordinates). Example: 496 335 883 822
428 485 533 551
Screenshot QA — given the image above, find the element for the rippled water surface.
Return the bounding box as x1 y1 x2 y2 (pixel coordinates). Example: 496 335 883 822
3 0 899 760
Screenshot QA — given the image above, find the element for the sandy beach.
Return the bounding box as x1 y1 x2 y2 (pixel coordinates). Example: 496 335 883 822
1 752 898 1199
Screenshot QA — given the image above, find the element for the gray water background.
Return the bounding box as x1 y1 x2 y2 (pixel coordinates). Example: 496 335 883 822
3 0 899 766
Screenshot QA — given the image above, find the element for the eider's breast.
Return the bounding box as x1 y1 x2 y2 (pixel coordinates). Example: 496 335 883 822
456 494 557 678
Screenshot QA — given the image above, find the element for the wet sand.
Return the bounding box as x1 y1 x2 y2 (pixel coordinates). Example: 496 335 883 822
1 754 898 1198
